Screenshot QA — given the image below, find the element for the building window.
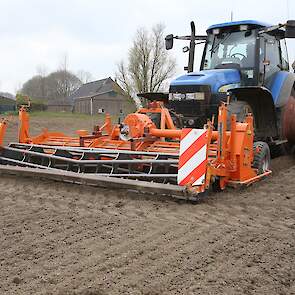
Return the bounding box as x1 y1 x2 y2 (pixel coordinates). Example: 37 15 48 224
109 91 117 97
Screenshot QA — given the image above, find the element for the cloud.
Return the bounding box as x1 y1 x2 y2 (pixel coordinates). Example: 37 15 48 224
0 0 294 93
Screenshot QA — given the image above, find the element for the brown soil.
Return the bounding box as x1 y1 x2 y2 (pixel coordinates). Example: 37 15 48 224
1 115 295 294
2 114 98 146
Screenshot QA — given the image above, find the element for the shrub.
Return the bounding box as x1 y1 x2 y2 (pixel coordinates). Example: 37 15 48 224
16 94 47 111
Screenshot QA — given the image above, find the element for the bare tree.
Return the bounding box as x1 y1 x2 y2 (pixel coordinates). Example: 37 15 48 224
77 70 93 84
46 70 82 99
59 53 69 72
21 75 44 99
116 23 176 103
21 70 82 100
14 81 22 94
36 64 48 99
21 54 84 100
58 53 70 98
116 61 133 97
36 64 48 77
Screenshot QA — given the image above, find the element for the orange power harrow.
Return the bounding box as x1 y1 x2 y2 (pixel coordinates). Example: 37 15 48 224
0 101 271 200
180 103 272 196
18 101 180 154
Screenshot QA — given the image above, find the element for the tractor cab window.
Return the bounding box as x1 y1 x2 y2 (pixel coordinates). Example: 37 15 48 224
280 39 289 71
202 30 257 85
202 30 256 70
260 34 281 82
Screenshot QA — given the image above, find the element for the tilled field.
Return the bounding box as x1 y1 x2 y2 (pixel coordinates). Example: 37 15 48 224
2 113 98 146
0 155 295 295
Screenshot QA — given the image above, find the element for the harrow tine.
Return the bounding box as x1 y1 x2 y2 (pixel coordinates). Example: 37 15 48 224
0 143 179 184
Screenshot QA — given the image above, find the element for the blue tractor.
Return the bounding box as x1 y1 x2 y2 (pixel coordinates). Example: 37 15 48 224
164 20 295 154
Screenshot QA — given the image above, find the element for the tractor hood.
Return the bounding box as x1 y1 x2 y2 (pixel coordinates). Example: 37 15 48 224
169 69 241 93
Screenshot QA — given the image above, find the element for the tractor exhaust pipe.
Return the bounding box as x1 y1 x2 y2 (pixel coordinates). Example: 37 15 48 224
187 21 196 73
165 21 207 74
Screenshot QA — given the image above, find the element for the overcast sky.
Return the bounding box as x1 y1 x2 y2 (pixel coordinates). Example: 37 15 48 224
0 0 294 94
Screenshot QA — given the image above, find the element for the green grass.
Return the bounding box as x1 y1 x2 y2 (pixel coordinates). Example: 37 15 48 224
29 111 93 119
2 110 18 116
3 110 126 124
2 111 94 120
31 111 123 125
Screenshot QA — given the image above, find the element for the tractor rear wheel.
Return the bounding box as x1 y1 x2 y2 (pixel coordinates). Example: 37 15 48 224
252 141 271 174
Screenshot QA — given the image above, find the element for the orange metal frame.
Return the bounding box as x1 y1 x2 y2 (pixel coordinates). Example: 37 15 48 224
3 100 271 194
18 101 181 153
187 103 271 194
0 118 8 146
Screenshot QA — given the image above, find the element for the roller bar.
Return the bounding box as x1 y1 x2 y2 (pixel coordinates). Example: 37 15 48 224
0 164 195 200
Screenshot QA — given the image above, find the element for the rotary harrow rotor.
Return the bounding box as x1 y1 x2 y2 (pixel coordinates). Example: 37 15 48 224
0 143 179 183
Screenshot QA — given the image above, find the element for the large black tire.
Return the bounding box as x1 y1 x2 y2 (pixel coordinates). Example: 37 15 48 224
211 177 222 192
252 141 271 174
169 109 184 129
227 100 254 129
270 142 290 158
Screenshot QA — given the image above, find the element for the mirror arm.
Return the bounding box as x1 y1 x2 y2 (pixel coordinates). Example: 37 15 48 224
175 35 207 41
258 24 283 35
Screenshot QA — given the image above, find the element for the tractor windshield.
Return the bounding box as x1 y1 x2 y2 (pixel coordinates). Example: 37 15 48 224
202 30 256 70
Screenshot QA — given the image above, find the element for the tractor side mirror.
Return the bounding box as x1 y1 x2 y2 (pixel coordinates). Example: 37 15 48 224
285 20 295 38
165 34 174 50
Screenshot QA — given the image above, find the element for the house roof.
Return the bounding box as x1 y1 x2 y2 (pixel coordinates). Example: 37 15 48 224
0 92 16 101
69 77 122 101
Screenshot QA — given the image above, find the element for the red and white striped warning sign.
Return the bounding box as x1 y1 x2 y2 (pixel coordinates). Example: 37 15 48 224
177 128 208 186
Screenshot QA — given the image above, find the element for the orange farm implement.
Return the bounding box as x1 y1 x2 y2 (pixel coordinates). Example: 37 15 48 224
0 99 271 200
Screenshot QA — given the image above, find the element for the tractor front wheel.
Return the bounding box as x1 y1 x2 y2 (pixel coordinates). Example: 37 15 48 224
252 141 271 174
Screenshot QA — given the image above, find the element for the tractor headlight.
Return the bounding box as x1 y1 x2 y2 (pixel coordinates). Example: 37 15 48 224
187 119 195 126
218 83 240 93
169 92 205 101
169 93 185 101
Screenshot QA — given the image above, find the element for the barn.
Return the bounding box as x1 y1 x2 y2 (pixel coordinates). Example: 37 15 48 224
71 77 135 115
0 92 16 113
47 99 73 112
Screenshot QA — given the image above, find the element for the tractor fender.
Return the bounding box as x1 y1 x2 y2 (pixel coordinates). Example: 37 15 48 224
282 87 295 143
229 87 278 140
268 72 295 142
270 71 295 107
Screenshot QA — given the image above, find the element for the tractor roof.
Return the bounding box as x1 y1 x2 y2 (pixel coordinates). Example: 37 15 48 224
207 20 272 33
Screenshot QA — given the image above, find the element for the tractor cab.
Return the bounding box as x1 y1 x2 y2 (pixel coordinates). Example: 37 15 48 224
201 21 291 87
201 23 259 86
165 20 295 144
